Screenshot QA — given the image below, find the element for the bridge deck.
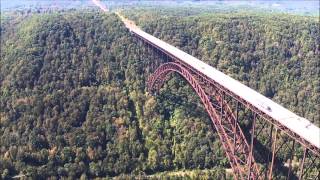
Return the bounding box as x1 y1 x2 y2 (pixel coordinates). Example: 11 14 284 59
118 13 320 149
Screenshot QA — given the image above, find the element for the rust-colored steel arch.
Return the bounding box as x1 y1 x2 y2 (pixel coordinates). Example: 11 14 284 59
148 62 261 180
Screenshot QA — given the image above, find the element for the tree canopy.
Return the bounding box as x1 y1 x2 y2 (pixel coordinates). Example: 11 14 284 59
0 7 318 179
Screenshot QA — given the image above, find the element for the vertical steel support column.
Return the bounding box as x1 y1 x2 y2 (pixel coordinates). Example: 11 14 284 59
298 148 307 180
156 49 164 61
166 53 169 62
233 101 239 155
265 125 274 178
149 43 154 72
247 113 256 180
136 35 140 61
268 128 278 180
220 92 224 119
145 40 152 71
287 141 295 180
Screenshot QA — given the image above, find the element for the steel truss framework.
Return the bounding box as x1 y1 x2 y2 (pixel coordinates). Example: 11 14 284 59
134 34 320 180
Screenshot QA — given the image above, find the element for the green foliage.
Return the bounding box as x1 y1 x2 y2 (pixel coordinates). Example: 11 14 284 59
0 9 222 178
0 6 318 179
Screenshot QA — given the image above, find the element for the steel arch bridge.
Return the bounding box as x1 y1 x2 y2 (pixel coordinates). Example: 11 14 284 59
148 62 260 178
147 59 320 180
114 12 320 180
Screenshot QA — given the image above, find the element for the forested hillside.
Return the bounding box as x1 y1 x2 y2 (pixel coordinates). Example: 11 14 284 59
0 7 319 179
124 8 320 124
0 10 226 179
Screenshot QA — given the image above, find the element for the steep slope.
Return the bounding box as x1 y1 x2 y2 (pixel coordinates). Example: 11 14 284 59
0 10 224 179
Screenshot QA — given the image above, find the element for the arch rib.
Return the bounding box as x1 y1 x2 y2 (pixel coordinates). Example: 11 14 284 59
148 62 261 180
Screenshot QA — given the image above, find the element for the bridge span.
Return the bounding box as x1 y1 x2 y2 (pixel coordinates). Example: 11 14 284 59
118 13 320 151
80 0 320 175
115 12 320 180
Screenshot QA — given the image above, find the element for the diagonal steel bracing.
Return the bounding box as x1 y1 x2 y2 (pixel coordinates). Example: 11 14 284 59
131 32 320 180
148 62 262 179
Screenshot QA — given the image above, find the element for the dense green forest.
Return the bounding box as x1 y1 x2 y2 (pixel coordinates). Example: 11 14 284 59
0 7 319 179
0 10 225 179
